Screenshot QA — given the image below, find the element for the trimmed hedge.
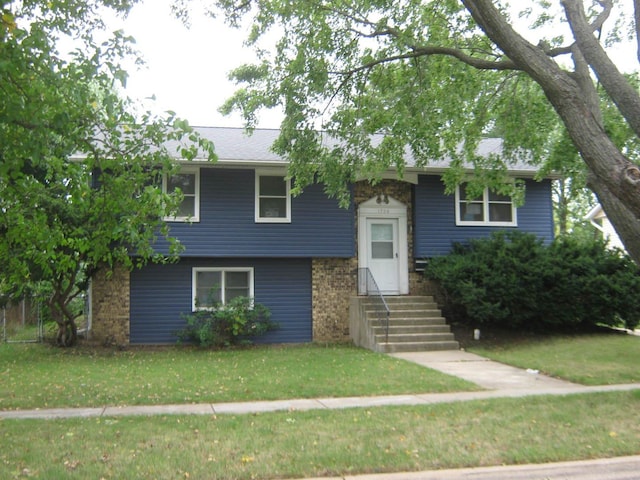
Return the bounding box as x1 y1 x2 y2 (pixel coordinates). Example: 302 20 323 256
425 231 640 332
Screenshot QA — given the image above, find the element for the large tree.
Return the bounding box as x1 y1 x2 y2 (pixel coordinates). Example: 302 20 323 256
201 0 640 262
0 0 215 346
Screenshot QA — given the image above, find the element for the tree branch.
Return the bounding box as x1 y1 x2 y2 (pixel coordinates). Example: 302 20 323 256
330 46 518 77
561 0 640 138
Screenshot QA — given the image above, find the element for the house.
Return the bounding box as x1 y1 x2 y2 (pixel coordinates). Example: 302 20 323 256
585 204 626 252
89 127 554 347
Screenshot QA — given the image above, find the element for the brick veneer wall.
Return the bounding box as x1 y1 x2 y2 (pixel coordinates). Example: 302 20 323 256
312 179 428 341
90 266 130 346
311 257 358 341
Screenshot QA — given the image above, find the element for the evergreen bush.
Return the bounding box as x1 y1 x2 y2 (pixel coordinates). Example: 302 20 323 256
425 231 640 332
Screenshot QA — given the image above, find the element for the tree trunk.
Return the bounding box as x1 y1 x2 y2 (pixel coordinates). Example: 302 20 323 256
56 319 78 347
49 294 78 347
588 175 640 263
462 0 640 263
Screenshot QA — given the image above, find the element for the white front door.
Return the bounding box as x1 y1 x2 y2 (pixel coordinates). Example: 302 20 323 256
366 218 400 294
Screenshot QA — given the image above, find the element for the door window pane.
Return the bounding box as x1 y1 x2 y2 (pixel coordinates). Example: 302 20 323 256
371 224 394 259
372 242 394 259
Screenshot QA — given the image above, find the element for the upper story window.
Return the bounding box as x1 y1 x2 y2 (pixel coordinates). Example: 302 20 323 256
255 172 291 223
164 168 199 222
455 183 517 227
192 267 254 310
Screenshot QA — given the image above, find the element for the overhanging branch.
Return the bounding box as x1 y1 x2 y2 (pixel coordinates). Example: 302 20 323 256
330 46 519 77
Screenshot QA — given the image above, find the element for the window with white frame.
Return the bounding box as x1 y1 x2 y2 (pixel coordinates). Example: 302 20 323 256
455 183 517 226
255 172 291 223
192 267 254 310
163 168 199 222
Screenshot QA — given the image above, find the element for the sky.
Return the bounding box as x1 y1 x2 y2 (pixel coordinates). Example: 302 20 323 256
111 0 283 128
111 0 637 130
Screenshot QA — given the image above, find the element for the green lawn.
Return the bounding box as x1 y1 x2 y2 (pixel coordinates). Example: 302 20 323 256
0 343 477 410
468 330 640 385
2 335 640 478
1 391 639 479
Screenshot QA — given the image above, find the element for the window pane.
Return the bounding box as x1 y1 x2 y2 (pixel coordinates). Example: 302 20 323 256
488 191 511 202
177 197 195 217
260 198 286 218
196 271 221 307
460 202 484 222
458 185 481 202
168 174 195 195
226 271 249 288
489 204 513 222
225 271 250 301
260 176 286 196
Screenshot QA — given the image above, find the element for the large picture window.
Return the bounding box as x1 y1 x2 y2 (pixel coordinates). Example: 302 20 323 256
192 267 254 310
164 168 199 222
255 172 291 223
455 183 517 226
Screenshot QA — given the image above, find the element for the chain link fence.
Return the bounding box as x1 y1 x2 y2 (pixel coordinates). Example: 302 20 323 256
1 296 45 343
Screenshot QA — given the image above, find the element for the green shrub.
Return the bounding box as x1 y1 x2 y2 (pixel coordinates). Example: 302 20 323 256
425 231 640 332
178 296 277 347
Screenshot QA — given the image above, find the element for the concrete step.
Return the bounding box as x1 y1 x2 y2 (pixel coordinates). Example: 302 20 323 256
371 325 452 335
366 308 442 318
370 317 448 327
382 296 436 303
362 300 439 309
353 295 460 353
377 340 461 353
376 332 457 343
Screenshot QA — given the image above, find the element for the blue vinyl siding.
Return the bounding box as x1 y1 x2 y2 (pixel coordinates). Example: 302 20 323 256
414 175 554 257
163 168 354 257
130 258 312 344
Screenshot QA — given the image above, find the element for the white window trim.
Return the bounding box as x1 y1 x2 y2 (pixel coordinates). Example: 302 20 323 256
192 267 255 311
255 171 291 223
163 167 200 222
455 185 518 227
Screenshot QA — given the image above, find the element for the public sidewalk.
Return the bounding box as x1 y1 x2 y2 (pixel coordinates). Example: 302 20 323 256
1 350 639 420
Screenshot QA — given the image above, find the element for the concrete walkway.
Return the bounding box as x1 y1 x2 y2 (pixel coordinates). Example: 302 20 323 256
391 350 583 390
2 350 639 420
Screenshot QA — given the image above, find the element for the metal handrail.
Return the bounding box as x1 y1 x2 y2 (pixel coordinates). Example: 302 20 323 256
358 268 390 343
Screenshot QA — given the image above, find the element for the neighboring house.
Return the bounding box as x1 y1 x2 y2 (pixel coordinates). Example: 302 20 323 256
585 204 626 252
90 127 555 345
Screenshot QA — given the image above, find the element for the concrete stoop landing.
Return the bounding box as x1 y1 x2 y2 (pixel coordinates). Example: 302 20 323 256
349 296 460 353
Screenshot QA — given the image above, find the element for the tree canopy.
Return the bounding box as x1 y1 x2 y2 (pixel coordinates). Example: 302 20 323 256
0 0 215 345
199 0 640 262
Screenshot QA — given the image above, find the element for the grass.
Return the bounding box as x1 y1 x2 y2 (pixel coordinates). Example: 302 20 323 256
467 329 640 385
1 391 639 479
0 343 477 410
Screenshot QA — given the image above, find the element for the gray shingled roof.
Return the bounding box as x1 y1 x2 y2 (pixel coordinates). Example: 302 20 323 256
182 126 540 175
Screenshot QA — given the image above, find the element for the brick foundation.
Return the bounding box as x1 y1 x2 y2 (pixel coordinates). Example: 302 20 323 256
90 266 130 346
312 258 358 341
